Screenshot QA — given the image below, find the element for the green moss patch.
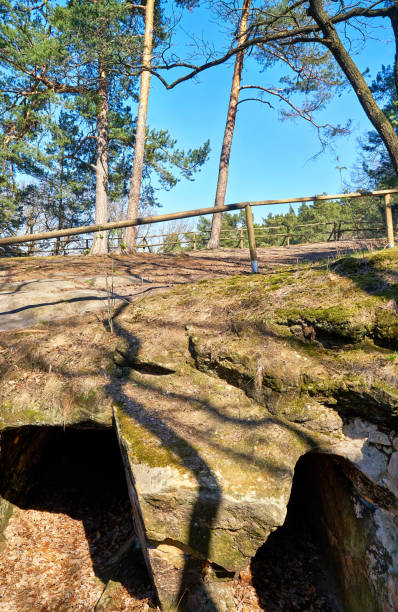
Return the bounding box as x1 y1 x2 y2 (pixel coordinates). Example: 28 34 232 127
274 305 369 343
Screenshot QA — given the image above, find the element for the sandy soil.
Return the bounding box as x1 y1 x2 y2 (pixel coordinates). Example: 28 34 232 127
0 239 383 332
0 239 383 284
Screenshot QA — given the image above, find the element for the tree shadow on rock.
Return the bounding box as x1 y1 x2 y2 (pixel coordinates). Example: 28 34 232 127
107 313 325 610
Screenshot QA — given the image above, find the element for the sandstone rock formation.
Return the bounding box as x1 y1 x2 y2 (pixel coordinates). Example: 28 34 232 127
0 248 397 610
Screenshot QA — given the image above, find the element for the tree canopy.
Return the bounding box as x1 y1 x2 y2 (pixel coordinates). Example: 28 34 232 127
0 0 209 250
0 0 396 252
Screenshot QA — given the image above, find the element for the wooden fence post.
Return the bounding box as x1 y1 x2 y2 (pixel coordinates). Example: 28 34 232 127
142 236 153 253
192 232 197 250
384 194 395 248
245 204 258 273
239 228 244 249
327 222 336 241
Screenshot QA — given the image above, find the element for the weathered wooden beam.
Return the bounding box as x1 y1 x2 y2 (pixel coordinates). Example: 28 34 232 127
0 203 251 246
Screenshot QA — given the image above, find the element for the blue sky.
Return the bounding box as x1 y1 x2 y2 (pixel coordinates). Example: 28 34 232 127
147 4 393 224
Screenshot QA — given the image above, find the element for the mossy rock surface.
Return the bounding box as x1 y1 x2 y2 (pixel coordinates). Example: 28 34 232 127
114 364 331 571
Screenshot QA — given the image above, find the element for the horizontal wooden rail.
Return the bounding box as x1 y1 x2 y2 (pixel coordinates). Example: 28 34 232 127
136 240 193 248
16 221 390 254
1 188 397 247
137 221 386 243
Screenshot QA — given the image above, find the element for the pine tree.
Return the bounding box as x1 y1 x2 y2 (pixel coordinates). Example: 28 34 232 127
0 0 210 248
207 0 252 249
360 66 398 190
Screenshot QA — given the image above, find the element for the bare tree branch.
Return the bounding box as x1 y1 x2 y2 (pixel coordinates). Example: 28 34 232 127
139 0 391 90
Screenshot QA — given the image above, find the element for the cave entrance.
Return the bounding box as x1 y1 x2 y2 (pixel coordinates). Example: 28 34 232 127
250 452 343 612
0 425 156 610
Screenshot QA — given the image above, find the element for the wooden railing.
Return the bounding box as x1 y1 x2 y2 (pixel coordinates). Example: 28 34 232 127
1 189 397 271
7 220 387 256
128 220 387 253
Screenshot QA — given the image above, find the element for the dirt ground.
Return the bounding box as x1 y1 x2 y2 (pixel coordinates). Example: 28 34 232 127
0 238 383 332
0 238 384 285
0 429 157 612
0 499 338 612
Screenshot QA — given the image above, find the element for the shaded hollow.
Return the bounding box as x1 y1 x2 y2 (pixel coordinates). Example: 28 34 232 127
0 425 156 610
251 452 344 611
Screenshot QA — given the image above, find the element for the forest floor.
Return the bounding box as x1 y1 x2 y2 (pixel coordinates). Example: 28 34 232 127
0 238 383 332
0 429 156 611
0 497 338 611
0 505 154 611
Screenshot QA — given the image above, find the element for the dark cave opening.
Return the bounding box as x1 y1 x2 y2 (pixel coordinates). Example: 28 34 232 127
250 452 344 612
0 425 155 609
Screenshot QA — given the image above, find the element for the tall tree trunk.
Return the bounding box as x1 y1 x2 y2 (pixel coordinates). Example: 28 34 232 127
124 0 155 251
54 149 65 256
207 0 251 249
10 161 16 192
309 0 398 175
390 4 398 97
91 62 109 255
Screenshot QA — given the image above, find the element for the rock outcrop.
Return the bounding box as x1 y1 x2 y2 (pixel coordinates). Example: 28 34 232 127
0 248 397 610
